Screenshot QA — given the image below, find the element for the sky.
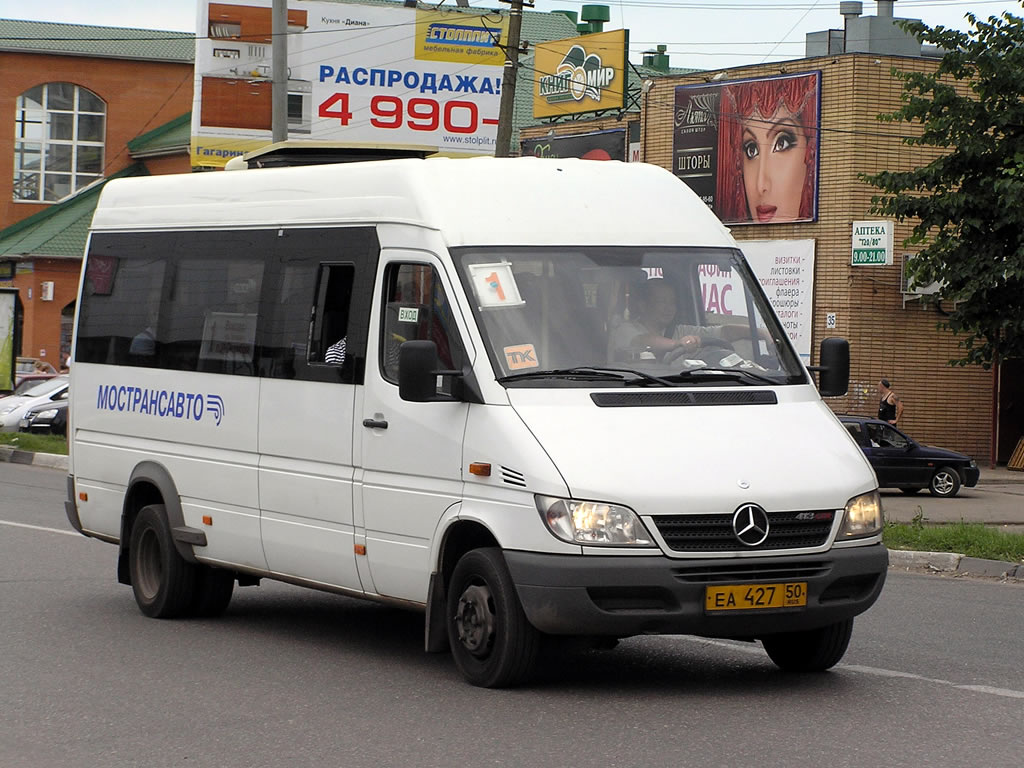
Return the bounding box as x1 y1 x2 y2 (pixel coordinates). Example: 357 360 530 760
1 0 1021 70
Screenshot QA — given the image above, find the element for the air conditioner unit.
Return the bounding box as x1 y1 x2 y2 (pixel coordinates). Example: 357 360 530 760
40 281 54 301
901 255 941 296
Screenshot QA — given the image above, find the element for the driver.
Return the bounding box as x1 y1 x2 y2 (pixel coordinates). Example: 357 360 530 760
611 278 752 362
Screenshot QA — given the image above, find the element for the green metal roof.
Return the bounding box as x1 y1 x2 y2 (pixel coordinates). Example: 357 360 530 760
0 165 149 259
0 19 194 62
127 112 192 156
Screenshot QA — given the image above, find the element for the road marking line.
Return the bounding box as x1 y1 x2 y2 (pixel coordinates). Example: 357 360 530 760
0 519 81 537
684 637 1024 700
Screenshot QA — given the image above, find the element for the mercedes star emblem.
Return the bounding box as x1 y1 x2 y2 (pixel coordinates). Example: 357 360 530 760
732 503 770 546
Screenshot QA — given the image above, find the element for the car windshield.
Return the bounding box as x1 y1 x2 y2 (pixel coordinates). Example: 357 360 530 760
452 246 806 387
21 376 68 398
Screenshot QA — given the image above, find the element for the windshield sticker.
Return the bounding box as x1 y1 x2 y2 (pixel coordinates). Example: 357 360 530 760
468 262 525 308
504 344 538 370
398 306 420 323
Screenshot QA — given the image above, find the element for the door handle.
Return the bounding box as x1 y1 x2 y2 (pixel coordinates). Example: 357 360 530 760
362 418 388 430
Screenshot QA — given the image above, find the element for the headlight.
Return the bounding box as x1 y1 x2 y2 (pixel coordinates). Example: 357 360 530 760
35 409 58 419
0 407 15 417
536 495 654 546
839 490 884 539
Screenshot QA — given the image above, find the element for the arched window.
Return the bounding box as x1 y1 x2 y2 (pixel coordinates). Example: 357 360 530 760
13 83 106 203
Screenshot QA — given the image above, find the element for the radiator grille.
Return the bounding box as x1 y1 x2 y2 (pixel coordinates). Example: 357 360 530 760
653 510 834 552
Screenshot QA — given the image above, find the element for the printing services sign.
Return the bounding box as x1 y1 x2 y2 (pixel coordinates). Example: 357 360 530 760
192 0 509 166
851 220 894 265
532 30 627 119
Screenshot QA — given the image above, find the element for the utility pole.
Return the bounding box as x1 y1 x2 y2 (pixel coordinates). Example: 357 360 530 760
271 0 288 143
494 0 526 158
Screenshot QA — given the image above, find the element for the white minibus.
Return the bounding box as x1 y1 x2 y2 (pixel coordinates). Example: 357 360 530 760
66 157 887 687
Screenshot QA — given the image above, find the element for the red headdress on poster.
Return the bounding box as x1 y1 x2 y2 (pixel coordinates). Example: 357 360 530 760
715 75 819 223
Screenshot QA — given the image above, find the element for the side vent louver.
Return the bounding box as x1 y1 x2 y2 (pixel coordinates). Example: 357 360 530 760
501 466 527 487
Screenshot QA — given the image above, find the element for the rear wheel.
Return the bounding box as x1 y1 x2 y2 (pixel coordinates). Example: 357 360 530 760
929 467 961 497
761 619 854 672
129 504 197 618
446 548 540 688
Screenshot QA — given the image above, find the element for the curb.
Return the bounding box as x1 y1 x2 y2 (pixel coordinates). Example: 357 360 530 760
888 549 1022 581
0 446 68 471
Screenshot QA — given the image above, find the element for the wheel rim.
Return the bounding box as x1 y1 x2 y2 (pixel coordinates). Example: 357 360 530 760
454 582 496 658
933 472 955 495
135 527 162 601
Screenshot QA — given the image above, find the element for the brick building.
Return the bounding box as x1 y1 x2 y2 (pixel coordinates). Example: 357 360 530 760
0 20 194 372
520 11 1022 464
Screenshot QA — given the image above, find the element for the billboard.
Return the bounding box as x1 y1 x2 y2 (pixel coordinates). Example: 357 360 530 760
673 72 820 226
520 128 625 161
1 288 15 392
192 1 509 166
532 30 627 119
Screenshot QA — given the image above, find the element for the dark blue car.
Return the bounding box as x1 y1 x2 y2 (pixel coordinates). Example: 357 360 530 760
839 416 979 498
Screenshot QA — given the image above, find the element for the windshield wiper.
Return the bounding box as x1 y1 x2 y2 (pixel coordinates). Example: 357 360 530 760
664 367 781 385
497 366 674 387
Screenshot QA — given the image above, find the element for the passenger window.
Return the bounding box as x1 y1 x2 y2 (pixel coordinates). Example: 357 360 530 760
880 425 908 449
309 264 355 369
381 264 461 384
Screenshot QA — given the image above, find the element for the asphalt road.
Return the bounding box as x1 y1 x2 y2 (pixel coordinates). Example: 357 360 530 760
2 463 1023 768
880 480 1024 533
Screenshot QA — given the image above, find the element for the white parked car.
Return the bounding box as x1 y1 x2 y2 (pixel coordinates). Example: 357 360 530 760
0 375 69 432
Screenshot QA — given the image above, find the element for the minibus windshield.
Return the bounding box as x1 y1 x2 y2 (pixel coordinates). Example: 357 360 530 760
452 247 807 387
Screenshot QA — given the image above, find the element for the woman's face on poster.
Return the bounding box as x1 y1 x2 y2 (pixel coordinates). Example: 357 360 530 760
740 104 807 222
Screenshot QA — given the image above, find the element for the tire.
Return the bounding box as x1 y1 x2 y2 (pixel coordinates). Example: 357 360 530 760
189 566 235 618
761 618 854 673
446 548 540 688
899 487 921 495
929 466 961 498
128 504 197 618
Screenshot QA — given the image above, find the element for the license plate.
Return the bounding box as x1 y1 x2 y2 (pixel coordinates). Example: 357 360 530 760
705 582 807 612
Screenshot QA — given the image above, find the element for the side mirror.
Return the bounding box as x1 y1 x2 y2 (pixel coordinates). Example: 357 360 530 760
398 340 468 403
810 337 849 397
399 340 442 402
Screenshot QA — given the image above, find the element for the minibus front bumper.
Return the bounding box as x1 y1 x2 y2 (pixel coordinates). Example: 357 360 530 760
504 544 888 638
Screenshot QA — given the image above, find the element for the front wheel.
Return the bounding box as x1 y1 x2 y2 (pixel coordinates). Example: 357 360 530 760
929 467 961 497
190 565 235 617
446 548 540 688
761 619 854 672
129 504 197 618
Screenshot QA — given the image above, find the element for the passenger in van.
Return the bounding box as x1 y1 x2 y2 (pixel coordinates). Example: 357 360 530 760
611 278 754 362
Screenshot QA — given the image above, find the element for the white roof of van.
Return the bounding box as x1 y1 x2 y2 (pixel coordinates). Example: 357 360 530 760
90 157 737 249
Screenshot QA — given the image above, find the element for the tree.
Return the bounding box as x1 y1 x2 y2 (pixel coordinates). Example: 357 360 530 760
862 8 1024 368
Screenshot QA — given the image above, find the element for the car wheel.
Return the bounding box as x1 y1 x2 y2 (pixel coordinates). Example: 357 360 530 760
762 618 854 673
929 467 961 498
129 504 197 618
899 487 922 495
446 548 540 688
189 565 235 618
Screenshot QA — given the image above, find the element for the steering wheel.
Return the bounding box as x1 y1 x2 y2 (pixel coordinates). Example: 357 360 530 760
663 338 734 366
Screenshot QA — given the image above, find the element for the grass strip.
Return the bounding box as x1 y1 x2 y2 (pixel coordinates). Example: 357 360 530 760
0 432 68 455
884 520 1024 564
